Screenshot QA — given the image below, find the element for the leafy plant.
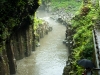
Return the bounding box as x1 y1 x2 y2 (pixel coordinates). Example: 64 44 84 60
69 2 99 74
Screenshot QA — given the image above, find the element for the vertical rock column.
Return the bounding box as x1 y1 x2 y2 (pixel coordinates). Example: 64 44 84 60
24 24 33 56
6 40 17 74
0 44 10 75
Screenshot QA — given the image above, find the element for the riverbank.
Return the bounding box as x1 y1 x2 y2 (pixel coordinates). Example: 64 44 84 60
16 10 69 75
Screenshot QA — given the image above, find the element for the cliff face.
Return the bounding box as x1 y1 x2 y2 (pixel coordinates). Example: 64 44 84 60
0 0 39 75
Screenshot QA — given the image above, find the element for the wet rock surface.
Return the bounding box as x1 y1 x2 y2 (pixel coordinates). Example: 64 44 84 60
16 10 69 75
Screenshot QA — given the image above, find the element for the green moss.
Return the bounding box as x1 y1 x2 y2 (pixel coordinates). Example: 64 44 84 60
0 0 39 53
38 0 42 5
34 17 44 30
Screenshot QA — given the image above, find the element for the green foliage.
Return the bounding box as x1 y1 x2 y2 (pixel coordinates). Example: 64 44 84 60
34 17 43 30
51 0 82 13
70 3 99 75
0 0 39 53
38 0 42 5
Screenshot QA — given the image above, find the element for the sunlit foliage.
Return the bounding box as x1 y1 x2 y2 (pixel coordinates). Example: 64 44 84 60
34 17 43 30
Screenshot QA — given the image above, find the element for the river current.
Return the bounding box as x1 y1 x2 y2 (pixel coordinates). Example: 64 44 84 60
16 10 69 75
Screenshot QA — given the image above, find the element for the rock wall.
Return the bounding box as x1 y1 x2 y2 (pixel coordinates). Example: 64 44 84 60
35 21 52 47
0 48 10 75
0 0 39 75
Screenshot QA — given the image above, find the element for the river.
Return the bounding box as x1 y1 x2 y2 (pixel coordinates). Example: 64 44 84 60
16 10 69 75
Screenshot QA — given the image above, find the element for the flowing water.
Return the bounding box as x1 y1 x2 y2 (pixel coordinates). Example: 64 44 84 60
16 10 69 75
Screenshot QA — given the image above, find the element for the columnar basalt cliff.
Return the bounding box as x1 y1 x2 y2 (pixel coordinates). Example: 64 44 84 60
0 0 39 75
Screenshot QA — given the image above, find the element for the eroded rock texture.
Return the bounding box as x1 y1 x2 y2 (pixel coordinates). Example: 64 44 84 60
0 0 39 75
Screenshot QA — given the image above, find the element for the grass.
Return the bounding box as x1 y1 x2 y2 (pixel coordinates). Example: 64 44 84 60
51 0 82 13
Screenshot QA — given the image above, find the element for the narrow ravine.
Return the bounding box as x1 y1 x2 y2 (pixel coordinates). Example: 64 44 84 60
16 10 69 75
